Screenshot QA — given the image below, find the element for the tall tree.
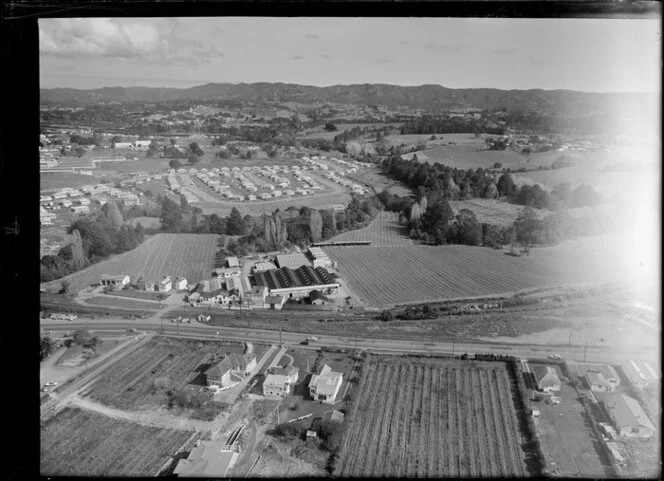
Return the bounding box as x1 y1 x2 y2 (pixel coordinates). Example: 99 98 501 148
309 210 323 243
497 173 517 197
421 198 454 244
159 197 183 232
101 200 124 228
226 207 245 235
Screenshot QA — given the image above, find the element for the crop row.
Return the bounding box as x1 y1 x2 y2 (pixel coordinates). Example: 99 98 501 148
41 407 194 477
329 211 414 246
337 360 527 477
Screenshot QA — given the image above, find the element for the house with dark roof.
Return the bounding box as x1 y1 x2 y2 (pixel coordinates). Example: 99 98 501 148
602 393 656 438
205 353 257 388
532 366 561 392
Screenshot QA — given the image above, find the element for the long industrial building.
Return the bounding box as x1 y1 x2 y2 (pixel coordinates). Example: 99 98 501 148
253 265 339 299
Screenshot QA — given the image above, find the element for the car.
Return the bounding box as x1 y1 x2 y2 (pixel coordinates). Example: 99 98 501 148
127 327 138 332
44 382 58 387
306 336 319 342
549 353 562 360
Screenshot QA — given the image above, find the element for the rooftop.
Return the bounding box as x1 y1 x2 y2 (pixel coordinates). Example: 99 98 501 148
173 441 235 477
276 253 310 270
603 393 656 432
254 265 337 291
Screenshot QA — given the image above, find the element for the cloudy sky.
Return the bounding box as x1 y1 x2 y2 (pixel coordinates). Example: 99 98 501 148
39 17 661 93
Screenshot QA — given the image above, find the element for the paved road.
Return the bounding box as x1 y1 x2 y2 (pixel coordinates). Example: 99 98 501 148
40 316 657 364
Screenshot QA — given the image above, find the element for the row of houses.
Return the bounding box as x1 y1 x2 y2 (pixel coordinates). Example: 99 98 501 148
262 363 344 403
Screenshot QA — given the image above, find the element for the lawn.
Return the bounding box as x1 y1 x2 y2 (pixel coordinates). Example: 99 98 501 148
124 216 161 229
327 211 414 246
448 199 545 227
41 407 195 476
84 296 163 310
41 172 101 191
404 145 527 170
109 289 171 301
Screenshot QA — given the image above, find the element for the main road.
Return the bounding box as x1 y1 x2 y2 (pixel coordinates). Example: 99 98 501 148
40 315 655 364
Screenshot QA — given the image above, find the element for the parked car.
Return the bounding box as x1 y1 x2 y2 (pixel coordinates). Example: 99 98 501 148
306 336 319 342
44 382 58 387
549 353 562 360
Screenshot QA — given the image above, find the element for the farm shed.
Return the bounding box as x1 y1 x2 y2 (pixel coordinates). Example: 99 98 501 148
602 393 656 438
213 267 242 279
309 365 343 403
250 285 268 306
226 256 240 268
532 366 561 392
276 253 311 270
309 289 333 305
264 295 285 310
173 441 237 477
570 362 621 390
619 359 659 388
253 261 278 273
100 274 130 289
322 409 345 425
585 371 616 392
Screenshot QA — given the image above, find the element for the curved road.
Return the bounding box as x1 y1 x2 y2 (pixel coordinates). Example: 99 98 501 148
40 315 654 364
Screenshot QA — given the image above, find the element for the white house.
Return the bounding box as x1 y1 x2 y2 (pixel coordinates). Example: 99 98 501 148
309 365 343 403
263 366 299 398
100 274 130 288
173 277 188 290
157 276 172 292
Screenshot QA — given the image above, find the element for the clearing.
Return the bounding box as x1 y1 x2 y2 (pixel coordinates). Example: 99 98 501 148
448 199 545 227
41 233 220 293
326 211 414 246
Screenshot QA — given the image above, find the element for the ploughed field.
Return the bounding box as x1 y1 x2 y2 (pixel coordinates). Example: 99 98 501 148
41 407 194 476
324 243 626 308
326 211 414 246
41 233 220 293
336 357 527 477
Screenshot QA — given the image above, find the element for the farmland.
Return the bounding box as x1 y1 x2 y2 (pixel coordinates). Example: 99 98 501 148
327 211 414 246
41 172 101 190
81 336 256 410
347 167 413 196
41 233 220 293
336 357 528 477
41 407 194 476
324 241 631 308
403 145 527 170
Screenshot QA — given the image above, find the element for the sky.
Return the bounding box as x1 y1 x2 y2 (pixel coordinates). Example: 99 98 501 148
39 17 661 93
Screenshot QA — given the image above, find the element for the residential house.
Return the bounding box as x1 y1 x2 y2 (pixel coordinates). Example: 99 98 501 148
100 274 130 289
205 353 257 388
157 276 172 292
602 393 656 438
308 247 332 269
226 276 243 294
309 290 333 305
264 295 285 310
173 277 188 291
586 371 617 392
532 366 561 392
213 267 242 279
70 205 89 214
253 261 277 273
263 366 299 397
309 365 344 403
572 362 621 391
226 256 240 268
114 142 133 149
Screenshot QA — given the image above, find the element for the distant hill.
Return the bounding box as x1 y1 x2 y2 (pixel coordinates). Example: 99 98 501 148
40 82 656 117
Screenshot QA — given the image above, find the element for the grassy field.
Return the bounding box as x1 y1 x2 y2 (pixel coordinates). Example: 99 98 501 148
327 211 415 246
81 336 261 410
83 296 162 310
41 407 194 476
404 146 527 170
41 172 101 191
448 199 545 227
41 233 220 293
337 357 527 477
95 157 171 173
348 167 413 197
324 241 631 308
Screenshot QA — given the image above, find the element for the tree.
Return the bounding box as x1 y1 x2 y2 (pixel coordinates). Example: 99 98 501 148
453 209 482 246
324 122 337 132
188 153 200 165
189 142 204 156
420 198 454 244
159 197 183 232
40 336 55 361
215 149 231 160
226 207 246 235
101 200 124 228
59 280 71 295
84 336 103 351
73 329 92 346
309 209 323 243
497 173 517 197
409 202 422 222
169 159 183 169
514 207 543 246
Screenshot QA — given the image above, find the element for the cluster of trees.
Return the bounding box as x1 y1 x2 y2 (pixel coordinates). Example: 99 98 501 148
399 116 507 135
40 201 146 282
